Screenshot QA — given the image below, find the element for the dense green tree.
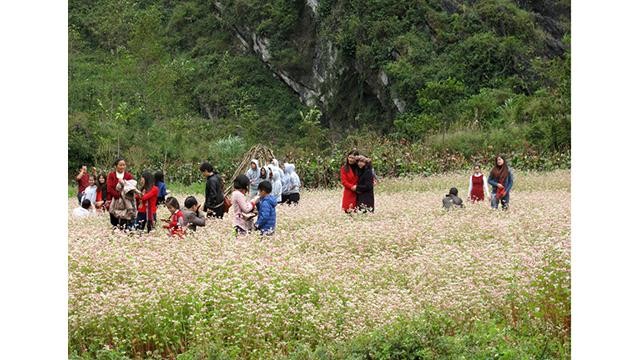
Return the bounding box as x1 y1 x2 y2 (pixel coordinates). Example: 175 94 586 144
68 0 571 180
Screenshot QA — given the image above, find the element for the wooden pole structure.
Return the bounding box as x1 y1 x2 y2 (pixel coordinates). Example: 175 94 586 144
223 144 276 196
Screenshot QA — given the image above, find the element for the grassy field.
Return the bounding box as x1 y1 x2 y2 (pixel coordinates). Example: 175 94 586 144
68 170 570 359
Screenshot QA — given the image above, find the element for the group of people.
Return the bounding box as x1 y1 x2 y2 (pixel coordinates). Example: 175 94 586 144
244 159 301 205
340 150 377 213
338 150 514 212
441 155 514 210
200 158 301 236
72 157 301 237
73 162 168 219
72 150 515 237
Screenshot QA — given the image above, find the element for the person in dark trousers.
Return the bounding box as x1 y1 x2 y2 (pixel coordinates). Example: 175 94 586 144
355 155 375 213
282 163 301 205
487 155 514 210
443 187 464 209
134 171 159 233
199 162 225 219
254 181 277 236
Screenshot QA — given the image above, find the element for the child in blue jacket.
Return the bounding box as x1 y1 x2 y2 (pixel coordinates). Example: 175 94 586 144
254 180 277 235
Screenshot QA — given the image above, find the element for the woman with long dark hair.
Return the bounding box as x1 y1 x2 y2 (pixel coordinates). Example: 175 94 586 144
340 149 360 212
355 155 375 212
94 173 108 211
134 171 159 232
487 155 514 210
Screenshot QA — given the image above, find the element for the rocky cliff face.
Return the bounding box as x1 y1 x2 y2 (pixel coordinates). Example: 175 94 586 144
213 1 406 126
212 0 569 129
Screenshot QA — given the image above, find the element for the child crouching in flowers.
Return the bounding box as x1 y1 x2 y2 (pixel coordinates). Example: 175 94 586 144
443 187 464 209
254 180 277 236
72 199 95 218
163 197 185 238
183 196 206 232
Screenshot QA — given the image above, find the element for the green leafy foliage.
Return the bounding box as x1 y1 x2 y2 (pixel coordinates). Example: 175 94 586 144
296 108 329 153
69 0 570 185
71 284 570 359
417 78 466 135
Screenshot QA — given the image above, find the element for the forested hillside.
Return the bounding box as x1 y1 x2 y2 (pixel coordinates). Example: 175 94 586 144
69 0 570 185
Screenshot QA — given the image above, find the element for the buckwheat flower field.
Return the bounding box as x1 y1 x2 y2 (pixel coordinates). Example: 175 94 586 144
68 170 570 359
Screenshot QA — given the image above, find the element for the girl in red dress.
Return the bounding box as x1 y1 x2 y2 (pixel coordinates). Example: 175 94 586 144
163 197 185 238
467 164 490 202
135 171 159 233
340 150 360 212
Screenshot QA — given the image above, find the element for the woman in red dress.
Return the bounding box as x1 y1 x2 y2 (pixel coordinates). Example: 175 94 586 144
467 164 490 202
340 150 360 212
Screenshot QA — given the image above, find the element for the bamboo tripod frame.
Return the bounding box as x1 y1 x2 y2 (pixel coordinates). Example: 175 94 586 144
223 144 276 196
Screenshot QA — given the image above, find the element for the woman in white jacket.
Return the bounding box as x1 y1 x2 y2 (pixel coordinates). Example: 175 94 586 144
245 159 261 197
268 163 283 203
282 163 301 205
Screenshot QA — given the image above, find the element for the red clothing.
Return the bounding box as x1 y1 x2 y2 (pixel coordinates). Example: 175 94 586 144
106 171 133 201
164 209 185 238
470 174 485 202
76 173 89 193
340 165 359 211
136 186 159 218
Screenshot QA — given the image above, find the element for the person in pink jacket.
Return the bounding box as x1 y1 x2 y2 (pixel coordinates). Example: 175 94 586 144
231 174 257 236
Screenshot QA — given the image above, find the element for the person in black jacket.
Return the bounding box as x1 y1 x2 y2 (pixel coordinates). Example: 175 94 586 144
199 162 225 219
355 155 375 213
